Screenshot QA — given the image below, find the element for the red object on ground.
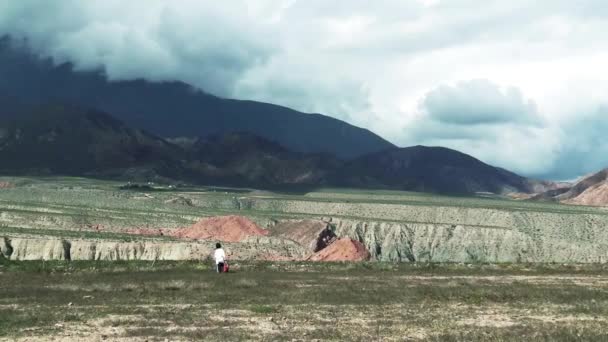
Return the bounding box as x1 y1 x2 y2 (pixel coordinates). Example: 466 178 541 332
223 262 230 273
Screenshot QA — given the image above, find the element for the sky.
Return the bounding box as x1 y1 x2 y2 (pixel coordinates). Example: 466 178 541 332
1 0 607 180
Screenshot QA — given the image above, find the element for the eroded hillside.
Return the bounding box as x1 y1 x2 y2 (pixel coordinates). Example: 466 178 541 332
1 176 608 263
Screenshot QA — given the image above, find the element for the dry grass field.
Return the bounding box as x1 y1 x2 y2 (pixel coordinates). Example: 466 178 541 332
1 261 608 341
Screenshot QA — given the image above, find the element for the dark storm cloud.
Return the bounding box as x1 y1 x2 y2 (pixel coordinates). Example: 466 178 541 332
1 0 608 179
543 107 608 180
0 1 277 96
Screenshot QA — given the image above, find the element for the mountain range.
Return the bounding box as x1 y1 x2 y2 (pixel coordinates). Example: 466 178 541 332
0 104 182 178
0 103 562 195
0 37 572 196
333 146 557 194
0 37 392 160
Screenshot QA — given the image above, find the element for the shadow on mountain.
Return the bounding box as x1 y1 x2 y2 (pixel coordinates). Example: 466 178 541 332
0 36 394 160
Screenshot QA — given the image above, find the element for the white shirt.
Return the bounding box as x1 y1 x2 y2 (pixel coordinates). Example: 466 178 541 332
214 248 225 264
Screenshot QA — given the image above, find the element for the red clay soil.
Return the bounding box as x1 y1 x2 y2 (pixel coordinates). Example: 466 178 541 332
565 182 608 206
170 215 269 242
557 169 608 201
308 238 371 262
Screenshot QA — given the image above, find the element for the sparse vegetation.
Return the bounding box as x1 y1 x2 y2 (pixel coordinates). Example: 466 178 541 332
2 176 608 340
1 260 608 340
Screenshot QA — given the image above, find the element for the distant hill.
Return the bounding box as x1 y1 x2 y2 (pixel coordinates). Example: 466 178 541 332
334 146 557 195
531 169 608 206
0 103 554 195
0 94 27 118
178 136 560 194
0 104 182 180
0 106 338 187
0 37 394 159
186 132 340 187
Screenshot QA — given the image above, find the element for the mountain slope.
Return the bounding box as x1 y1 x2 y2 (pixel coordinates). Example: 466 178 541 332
0 106 338 187
334 146 553 195
0 103 550 195
530 169 608 206
0 95 26 117
0 104 182 178
534 169 608 206
0 38 394 159
187 132 340 187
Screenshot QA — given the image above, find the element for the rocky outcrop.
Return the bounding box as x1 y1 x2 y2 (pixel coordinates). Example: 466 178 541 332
246 198 608 230
69 240 200 261
240 236 309 261
4 237 69 260
329 218 608 263
271 220 336 252
1 236 13 258
5 207 608 263
2 235 308 261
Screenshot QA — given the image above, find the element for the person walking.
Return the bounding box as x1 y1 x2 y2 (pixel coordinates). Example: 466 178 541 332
214 243 226 273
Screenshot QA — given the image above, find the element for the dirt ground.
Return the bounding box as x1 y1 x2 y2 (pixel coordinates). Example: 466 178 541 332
1 261 608 341
308 238 370 261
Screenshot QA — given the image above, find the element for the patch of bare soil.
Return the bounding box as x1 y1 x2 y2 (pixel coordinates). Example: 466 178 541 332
0 181 13 189
460 313 517 328
308 238 370 261
394 275 608 287
164 196 194 206
271 220 336 252
565 181 608 206
126 227 166 236
125 216 269 242
171 215 269 242
256 253 299 261
507 192 535 200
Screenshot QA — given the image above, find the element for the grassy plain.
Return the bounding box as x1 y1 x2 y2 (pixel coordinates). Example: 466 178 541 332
1 260 608 341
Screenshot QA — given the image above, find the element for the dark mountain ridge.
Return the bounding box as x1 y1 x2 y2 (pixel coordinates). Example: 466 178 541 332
186 132 340 187
0 103 554 195
0 37 394 159
0 37 560 195
0 104 182 179
334 146 556 195
0 104 339 187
